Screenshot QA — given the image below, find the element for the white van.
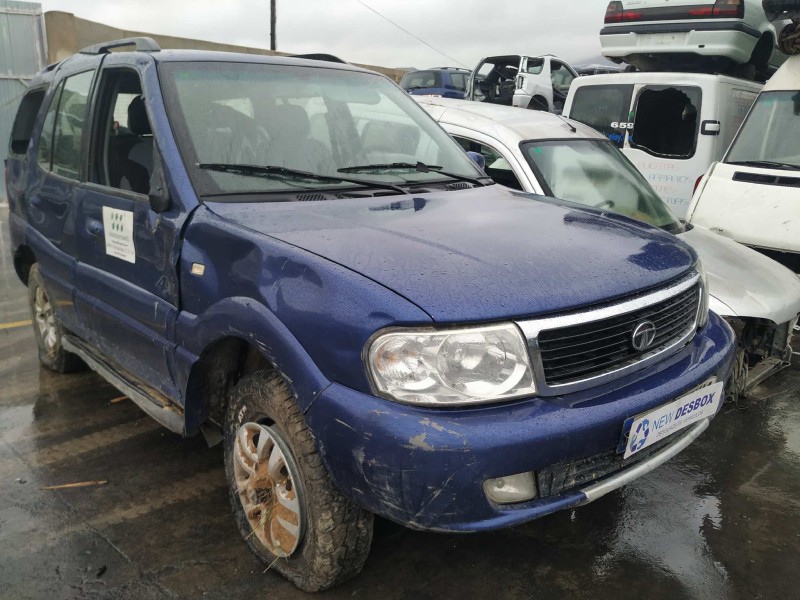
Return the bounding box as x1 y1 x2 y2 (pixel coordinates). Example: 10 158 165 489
563 72 762 217
687 53 800 274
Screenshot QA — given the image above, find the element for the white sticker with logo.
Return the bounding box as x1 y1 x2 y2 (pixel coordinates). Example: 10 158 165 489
624 380 724 459
102 207 136 264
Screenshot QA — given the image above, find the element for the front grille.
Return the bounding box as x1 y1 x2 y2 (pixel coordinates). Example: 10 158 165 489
537 283 699 386
537 436 674 498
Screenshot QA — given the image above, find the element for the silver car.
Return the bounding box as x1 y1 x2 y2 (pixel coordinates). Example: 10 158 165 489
417 96 800 398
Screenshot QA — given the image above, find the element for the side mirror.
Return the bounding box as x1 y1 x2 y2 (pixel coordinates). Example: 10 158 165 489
148 145 172 213
467 151 486 170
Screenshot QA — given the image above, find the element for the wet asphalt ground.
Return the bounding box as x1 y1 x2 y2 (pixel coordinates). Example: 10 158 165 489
1 207 799 600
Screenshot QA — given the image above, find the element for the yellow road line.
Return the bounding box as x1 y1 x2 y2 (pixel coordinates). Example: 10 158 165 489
0 320 32 331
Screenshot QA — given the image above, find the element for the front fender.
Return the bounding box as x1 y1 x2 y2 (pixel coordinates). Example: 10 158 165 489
174 297 331 416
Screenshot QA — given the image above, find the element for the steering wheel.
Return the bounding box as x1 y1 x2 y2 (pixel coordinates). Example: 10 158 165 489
594 199 616 209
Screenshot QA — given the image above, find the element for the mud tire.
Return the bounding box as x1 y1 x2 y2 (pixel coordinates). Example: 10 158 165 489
27 264 83 373
224 370 373 592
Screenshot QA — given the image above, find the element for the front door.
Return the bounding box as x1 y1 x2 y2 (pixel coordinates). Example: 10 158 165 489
72 56 182 400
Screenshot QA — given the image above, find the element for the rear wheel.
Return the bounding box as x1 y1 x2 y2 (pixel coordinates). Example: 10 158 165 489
763 0 800 22
224 370 373 592
27 264 83 373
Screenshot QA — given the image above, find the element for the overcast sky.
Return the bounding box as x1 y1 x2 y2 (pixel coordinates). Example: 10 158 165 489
39 0 611 69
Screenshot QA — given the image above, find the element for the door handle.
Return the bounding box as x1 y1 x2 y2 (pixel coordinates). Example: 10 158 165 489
86 218 104 236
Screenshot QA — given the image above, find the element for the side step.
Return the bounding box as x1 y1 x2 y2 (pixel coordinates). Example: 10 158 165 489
63 335 185 435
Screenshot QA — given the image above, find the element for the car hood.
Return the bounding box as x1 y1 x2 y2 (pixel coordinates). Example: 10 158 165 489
207 188 696 323
679 225 800 325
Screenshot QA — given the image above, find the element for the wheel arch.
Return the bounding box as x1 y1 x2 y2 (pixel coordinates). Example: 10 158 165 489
179 298 332 436
13 244 36 286
751 31 775 67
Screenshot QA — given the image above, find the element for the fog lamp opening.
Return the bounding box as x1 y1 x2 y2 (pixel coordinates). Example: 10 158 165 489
483 472 537 504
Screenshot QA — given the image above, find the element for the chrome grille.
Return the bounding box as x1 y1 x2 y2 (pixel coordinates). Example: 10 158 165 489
537 284 699 385
517 273 702 394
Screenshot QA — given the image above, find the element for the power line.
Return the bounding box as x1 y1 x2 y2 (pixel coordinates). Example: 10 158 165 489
353 0 468 67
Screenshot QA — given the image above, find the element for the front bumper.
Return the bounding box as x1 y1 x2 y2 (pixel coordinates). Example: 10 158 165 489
600 23 759 64
305 312 735 532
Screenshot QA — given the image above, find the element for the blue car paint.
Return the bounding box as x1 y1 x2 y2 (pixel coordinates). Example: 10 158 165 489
6 48 736 535
205 189 697 324
306 311 735 531
400 69 469 100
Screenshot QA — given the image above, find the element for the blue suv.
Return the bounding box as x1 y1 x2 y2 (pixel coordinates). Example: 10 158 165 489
5 37 735 592
400 66 470 98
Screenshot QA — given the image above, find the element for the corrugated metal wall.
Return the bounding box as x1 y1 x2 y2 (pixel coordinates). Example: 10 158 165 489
0 0 46 203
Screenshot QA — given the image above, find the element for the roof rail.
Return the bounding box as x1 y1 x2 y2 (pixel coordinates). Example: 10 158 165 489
292 53 347 64
79 37 161 55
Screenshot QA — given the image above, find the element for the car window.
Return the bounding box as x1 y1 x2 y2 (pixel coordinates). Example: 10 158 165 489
631 86 701 159
725 91 800 169
10 88 46 155
36 82 63 172
569 84 633 148
51 70 95 180
550 62 575 92
521 138 682 233
453 135 523 191
90 69 155 195
449 72 468 92
401 70 441 90
159 62 483 197
526 58 544 75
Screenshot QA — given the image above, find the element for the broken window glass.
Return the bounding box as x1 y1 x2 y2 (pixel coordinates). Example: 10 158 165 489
630 86 701 159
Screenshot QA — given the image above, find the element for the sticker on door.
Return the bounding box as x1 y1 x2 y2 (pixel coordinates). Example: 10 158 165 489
102 207 136 263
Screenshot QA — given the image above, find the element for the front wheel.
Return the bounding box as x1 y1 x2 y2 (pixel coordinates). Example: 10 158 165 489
224 370 373 592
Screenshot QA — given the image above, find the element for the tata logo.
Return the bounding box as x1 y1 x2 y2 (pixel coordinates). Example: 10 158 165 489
631 320 657 351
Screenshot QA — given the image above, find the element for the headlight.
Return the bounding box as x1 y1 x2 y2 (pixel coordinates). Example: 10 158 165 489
366 323 536 406
696 259 710 329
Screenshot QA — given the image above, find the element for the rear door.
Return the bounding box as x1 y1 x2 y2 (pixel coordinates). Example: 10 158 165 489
72 53 183 400
23 60 99 336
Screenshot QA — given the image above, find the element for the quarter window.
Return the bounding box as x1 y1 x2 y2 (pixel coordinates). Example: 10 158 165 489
10 88 46 155
51 70 95 180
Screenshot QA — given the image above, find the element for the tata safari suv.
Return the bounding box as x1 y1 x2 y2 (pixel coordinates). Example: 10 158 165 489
6 38 735 592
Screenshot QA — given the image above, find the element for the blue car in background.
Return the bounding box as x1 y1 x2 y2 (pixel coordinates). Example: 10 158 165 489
400 66 470 98
6 38 735 592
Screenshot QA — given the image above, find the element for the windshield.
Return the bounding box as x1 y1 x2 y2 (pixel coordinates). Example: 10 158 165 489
521 139 683 233
159 61 484 197
725 91 800 170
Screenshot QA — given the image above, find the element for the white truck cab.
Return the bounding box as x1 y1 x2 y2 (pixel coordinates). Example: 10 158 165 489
688 52 800 273
563 71 762 217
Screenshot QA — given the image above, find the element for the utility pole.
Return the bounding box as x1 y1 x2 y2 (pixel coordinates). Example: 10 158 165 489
270 0 277 51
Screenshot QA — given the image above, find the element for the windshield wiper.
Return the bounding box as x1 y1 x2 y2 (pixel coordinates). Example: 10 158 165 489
727 160 800 170
197 163 409 195
338 161 490 187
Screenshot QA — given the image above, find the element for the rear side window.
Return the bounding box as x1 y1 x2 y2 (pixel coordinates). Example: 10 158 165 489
401 71 442 90
630 86 701 159
9 88 46 155
449 72 468 92
51 70 95 180
569 84 633 148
